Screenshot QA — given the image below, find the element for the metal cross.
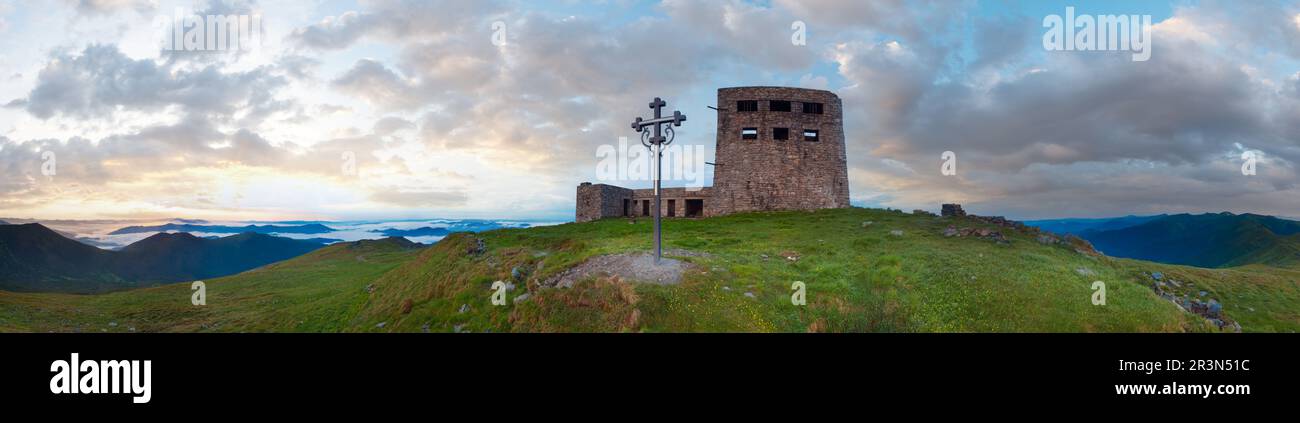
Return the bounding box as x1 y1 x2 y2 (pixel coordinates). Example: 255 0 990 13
631 97 686 264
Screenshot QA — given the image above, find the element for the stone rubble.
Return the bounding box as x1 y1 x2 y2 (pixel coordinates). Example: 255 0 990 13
1146 271 1242 332
939 203 1100 254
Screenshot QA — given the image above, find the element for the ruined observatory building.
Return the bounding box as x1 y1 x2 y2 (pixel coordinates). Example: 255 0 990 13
577 86 850 222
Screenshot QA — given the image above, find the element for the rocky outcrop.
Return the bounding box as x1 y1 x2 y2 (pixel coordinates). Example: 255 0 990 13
937 204 1104 256
942 225 1008 244
1146 272 1241 332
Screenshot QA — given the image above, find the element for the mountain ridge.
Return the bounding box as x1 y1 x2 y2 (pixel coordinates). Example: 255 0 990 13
108 223 336 235
0 224 326 293
1078 213 1300 268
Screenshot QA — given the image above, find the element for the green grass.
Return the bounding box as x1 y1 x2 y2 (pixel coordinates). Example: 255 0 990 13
0 239 418 332
349 208 1296 333
4 208 1298 332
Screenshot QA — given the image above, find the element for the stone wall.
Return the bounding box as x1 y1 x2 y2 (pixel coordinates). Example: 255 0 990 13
710 87 851 215
576 183 633 222
630 187 714 218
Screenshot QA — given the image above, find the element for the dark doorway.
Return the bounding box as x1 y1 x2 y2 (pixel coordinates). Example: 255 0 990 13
685 199 703 217
667 200 676 217
642 200 650 216
622 199 630 216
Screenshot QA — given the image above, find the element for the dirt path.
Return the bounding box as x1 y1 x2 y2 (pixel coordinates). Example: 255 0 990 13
542 252 695 288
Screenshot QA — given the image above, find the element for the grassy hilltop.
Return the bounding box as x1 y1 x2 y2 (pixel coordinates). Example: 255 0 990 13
2 208 1298 333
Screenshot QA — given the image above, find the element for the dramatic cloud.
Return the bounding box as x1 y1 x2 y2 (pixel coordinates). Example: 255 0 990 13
289 0 505 50
0 0 1297 221
65 0 156 16
18 44 290 121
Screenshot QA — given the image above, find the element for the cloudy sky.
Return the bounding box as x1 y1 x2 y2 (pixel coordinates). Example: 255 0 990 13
0 0 1298 221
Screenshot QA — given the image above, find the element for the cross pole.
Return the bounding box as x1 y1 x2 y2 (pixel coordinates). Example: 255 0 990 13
631 97 686 264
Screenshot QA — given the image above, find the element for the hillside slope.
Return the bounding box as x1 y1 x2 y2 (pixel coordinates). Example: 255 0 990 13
0 238 420 332
349 208 1293 333
112 232 323 283
4 209 1296 332
0 224 123 292
0 224 325 293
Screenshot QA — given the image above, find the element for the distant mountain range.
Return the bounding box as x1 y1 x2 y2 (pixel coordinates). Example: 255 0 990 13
1023 215 1166 236
1028 213 1300 268
0 223 327 293
371 227 451 237
108 223 335 235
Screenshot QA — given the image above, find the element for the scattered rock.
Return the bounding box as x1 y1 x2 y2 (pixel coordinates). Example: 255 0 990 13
108 321 117 327
744 292 756 299
453 324 466 333
458 304 470 314
889 230 904 237
375 322 387 329
1065 235 1100 256
1036 234 1060 245
1149 273 1239 331
942 226 1007 244
780 251 800 261
1075 267 1095 276
861 221 874 227
365 284 376 293
511 266 528 282
421 323 431 333
466 237 486 255
1208 300 1222 317
722 286 731 291
513 293 531 304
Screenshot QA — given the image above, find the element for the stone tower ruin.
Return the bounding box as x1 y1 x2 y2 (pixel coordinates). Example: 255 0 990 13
576 86 850 222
